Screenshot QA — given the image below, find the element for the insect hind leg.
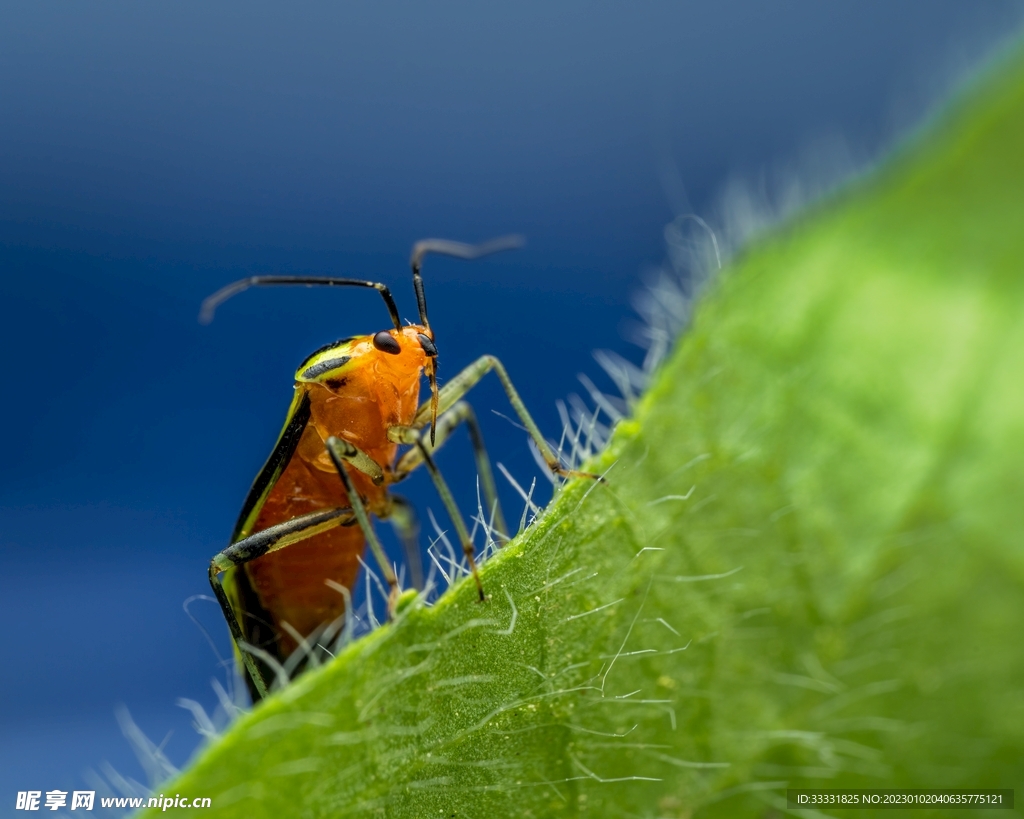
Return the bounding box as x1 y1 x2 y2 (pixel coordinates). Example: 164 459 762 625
209 507 353 701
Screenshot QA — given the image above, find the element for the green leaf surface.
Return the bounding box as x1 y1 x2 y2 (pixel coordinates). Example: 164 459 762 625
152 42 1024 818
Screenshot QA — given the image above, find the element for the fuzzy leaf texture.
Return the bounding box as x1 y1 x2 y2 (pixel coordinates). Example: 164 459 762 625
152 42 1024 818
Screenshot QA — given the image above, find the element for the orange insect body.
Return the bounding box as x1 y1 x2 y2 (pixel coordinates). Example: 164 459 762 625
228 326 430 661
205 234 534 701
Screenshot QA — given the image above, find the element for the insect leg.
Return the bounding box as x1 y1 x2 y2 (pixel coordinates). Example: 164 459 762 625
388 495 423 591
411 438 487 601
324 437 402 610
209 508 353 701
391 401 508 541
411 355 603 482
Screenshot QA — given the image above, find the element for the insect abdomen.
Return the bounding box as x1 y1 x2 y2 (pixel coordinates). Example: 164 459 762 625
244 524 364 657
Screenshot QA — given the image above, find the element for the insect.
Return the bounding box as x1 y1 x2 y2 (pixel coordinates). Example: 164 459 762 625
201 237 598 701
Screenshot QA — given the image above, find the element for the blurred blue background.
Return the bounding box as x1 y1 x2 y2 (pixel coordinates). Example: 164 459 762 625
2 0 1022 805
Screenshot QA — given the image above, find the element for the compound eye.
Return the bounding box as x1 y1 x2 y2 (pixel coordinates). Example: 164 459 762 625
417 333 437 357
372 331 401 355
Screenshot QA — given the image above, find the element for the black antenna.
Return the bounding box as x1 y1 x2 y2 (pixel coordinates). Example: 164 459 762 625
199 276 403 330
409 235 524 331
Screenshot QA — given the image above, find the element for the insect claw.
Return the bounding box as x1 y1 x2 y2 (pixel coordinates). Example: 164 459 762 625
468 565 486 602
555 466 607 483
386 584 402 619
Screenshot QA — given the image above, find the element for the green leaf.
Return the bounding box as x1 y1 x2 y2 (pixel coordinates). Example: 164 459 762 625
151 42 1024 818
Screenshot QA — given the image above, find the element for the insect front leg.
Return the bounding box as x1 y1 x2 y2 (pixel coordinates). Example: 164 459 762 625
380 422 486 600
388 495 424 591
391 400 508 541
209 508 353 701
412 355 604 482
323 437 403 612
